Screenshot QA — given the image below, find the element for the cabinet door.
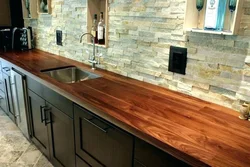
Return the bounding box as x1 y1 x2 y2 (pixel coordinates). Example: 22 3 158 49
76 155 90 167
46 102 75 167
3 72 15 122
28 90 50 158
134 138 190 167
74 104 133 167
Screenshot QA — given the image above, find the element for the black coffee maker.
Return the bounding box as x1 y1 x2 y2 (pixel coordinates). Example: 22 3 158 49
12 27 33 51
0 28 12 52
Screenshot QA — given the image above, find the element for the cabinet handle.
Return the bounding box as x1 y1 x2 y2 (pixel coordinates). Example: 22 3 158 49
83 117 110 133
40 106 46 123
2 67 10 72
44 108 52 126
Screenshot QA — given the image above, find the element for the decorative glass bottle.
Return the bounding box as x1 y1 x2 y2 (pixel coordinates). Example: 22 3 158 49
204 0 220 30
216 0 227 31
91 14 98 44
97 12 105 45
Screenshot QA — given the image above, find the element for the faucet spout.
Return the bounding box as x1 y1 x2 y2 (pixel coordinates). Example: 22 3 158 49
79 33 97 70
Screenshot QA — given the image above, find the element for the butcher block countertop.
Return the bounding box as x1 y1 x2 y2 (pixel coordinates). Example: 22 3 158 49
1 50 250 167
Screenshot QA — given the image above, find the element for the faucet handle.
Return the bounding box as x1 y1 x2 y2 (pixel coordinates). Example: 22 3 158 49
97 53 103 64
85 50 91 60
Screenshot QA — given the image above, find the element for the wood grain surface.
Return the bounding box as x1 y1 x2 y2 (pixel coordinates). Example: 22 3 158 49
1 50 250 167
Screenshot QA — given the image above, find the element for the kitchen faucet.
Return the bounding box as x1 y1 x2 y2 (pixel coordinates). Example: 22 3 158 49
80 33 97 70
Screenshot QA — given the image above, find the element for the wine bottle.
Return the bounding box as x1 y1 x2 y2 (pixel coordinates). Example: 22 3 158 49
97 12 105 45
204 0 220 30
91 14 98 43
216 0 227 31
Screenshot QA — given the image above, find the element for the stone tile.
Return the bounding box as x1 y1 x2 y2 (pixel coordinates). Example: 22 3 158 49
9 163 33 167
0 109 6 116
0 117 19 131
0 144 12 157
0 109 53 166
0 163 9 167
17 145 41 165
0 132 30 151
0 151 23 163
0 163 33 167
34 155 53 167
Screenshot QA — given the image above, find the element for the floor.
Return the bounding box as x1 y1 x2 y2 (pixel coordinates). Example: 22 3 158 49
0 109 53 167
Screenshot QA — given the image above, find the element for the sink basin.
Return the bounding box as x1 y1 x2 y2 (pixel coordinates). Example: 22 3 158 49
41 66 101 83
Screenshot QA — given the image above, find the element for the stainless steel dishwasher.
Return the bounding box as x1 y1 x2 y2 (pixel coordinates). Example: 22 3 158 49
10 68 29 138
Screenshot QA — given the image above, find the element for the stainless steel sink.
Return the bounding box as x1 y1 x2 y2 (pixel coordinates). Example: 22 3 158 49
41 66 101 83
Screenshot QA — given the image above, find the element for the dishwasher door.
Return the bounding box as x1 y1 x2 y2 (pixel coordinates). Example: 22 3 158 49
10 68 29 139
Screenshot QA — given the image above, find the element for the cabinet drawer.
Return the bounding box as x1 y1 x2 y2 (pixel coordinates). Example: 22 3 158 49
134 138 190 167
74 104 134 167
76 155 90 167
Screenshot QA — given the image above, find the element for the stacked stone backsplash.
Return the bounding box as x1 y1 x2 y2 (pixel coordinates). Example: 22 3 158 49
25 0 250 111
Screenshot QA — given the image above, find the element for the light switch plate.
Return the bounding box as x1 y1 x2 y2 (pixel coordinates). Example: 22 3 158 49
168 46 187 75
56 30 62 46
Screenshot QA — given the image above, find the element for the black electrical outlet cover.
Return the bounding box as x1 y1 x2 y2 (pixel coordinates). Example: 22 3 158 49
168 46 187 75
56 30 62 46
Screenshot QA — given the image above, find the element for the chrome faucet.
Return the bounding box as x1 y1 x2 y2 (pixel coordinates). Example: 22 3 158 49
80 33 97 70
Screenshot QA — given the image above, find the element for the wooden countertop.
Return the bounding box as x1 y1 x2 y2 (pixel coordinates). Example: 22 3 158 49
1 50 250 167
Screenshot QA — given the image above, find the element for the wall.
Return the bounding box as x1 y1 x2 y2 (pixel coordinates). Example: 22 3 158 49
0 0 11 26
26 0 250 111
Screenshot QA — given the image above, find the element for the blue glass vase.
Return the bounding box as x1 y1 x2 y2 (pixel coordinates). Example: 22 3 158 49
216 0 227 31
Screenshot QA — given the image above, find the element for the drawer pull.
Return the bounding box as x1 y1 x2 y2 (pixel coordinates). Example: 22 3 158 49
44 108 52 126
83 117 110 133
2 67 10 73
40 106 46 123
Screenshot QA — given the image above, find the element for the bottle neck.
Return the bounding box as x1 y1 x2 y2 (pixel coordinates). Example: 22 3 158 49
99 15 103 23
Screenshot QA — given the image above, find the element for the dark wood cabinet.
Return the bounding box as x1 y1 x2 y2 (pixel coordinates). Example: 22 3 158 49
74 104 134 167
28 90 50 158
46 102 75 167
28 89 75 167
134 138 190 167
76 155 90 167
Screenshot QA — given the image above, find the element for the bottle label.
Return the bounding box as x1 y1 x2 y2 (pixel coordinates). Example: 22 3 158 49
91 30 96 37
98 26 104 40
204 0 219 29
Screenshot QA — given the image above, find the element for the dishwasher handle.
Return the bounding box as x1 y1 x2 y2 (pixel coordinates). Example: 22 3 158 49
10 71 21 123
